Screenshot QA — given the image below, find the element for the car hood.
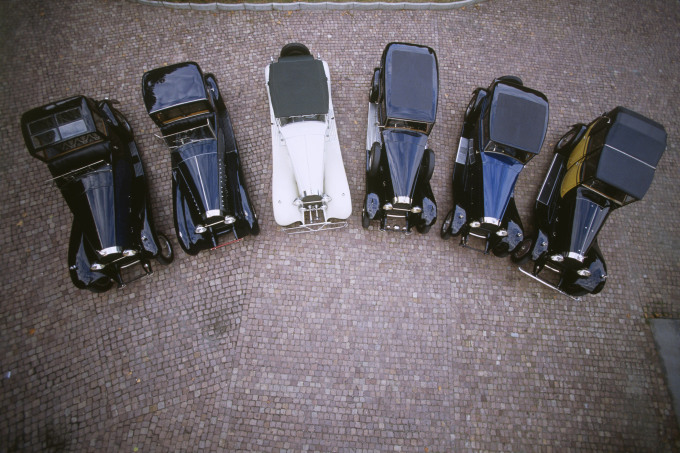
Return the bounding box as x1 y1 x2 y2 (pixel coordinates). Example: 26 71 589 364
558 187 612 259
280 121 326 198
382 129 427 202
175 140 224 221
480 152 524 224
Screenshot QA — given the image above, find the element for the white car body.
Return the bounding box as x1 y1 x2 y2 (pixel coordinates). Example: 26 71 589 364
265 56 351 233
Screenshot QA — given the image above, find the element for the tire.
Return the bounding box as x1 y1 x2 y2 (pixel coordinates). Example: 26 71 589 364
367 142 381 177
114 110 133 135
250 218 260 236
89 278 113 293
416 224 431 234
464 94 477 122
440 210 453 240
491 242 510 257
369 87 379 103
280 43 310 58
156 234 174 265
556 128 578 152
420 149 435 183
511 238 533 264
361 210 371 229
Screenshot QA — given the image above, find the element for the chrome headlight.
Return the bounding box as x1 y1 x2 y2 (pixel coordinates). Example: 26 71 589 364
293 198 303 207
224 216 236 225
122 249 137 257
410 206 422 214
383 203 393 211
195 225 207 234
470 221 481 228
550 254 564 263
495 229 508 237
90 263 105 271
577 268 591 277
321 194 332 203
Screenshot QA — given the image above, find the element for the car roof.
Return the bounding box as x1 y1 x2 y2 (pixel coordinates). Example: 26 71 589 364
383 43 438 124
268 55 329 118
488 82 549 155
142 62 208 115
594 107 666 200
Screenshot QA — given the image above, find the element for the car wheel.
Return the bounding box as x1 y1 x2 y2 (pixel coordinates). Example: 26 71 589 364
440 210 453 240
156 234 174 265
250 218 260 236
556 128 578 152
420 149 435 183
361 210 371 229
511 238 533 264
280 43 310 58
416 223 431 234
89 278 113 293
491 242 510 257
368 142 381 177
369 87 379 103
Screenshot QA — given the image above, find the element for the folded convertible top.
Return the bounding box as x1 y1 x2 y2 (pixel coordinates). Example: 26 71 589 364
268 56 329 119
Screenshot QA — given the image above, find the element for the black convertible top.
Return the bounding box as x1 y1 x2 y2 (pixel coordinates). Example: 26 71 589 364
268 55 329 118
594 107 666 200
142 62 208 114
488 83 549 155
383 43 438 123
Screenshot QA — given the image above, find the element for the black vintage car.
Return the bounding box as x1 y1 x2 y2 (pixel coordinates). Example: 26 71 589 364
21 96 174 292
142 62 259 255
440 77 549 256
363 42 439 234
512 107 667 297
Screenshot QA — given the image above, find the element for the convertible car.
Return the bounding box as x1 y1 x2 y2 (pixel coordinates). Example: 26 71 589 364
440 76 549 255
21 96 173 292
142 62 259 254
363 42 439 234
265 43 351 233
512 107 667 298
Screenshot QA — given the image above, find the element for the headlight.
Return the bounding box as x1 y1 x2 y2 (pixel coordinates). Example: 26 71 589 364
195 225 207 234
293 198 303 207
550 254 564 262
470 221 481 228
122 249 137 257
410 206 422 214
577 268 591 277
495 229 508 237
224 216 236 225
383 203 393 211
91 263 105 271
322 194 332 203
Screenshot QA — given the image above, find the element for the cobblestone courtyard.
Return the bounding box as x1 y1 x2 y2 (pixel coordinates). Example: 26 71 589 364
1 0 680 450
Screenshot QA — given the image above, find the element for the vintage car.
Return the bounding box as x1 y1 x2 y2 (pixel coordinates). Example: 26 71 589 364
265 43 351 233
21 96 174 292
440 76 549 255
363 42 439 234
512 107 667 298
142 62 259 254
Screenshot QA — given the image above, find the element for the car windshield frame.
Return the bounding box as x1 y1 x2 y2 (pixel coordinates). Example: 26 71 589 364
153 99 212 126
384 117 432 134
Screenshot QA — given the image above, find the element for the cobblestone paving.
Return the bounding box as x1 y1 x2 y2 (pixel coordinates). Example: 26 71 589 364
1 0 679 451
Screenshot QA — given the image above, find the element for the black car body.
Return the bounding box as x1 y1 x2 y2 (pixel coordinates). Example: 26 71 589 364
363 42 439 234
440 77 549 256
21 96 173 292
513 107 667 297
142 62 259 255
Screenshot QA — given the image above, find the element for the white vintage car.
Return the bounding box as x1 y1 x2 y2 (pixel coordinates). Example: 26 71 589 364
265 43 352 233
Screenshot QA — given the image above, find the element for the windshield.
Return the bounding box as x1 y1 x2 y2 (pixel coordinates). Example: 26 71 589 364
385 118 431 134
279 113 326 127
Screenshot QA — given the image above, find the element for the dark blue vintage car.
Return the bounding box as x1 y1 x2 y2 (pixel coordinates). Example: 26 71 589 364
441 77 549 256
513 107 667 298
21 96 173 292
142 62 259 255
363 42 439 234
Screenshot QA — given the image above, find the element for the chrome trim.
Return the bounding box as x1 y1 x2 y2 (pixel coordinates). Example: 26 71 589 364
393 196 412 205
517 267 581 301
224 216 236 225
566 252 585 263
577 268 592 277
98 246 122 257
49 160 107 182
410 206 422 214
495 229 508 237
90 263 105 271
122 249 137 257
604 144 656 170
149 97 209 115
383 203 393 211
470 221 481 228
205 209 222 218
482 217 501 226
550 254 564 263
195 225 207 234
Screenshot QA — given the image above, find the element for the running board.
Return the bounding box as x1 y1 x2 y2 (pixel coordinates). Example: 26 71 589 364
518 267 581 301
